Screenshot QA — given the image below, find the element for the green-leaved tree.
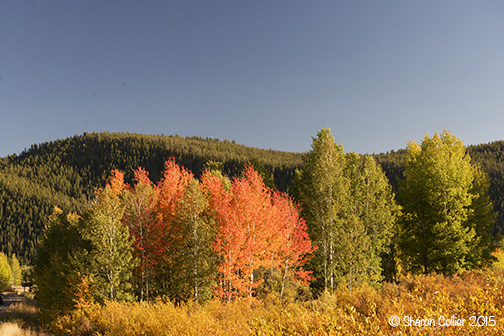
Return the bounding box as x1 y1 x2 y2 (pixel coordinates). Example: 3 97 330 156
33 208 91 321
398 131 496 275
8 254 22 287
171 179 217 303
293 128 347 292
0 252 12 291
294 128 398 293
345 153 400 288
84 170 136 302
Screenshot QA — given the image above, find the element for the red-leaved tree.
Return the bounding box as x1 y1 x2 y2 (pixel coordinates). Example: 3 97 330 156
203 164 313 302
270 191 314 299
201 169 245 301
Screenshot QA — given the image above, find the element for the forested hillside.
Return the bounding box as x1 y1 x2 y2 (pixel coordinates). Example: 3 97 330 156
1 132 504 266
0 132 303 264
31 129 500 333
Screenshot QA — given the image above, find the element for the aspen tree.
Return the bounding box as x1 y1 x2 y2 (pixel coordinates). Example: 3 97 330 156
399 131 482 275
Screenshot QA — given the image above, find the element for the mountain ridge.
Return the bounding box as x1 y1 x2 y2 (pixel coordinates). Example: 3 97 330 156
1 132 504 265
0 132 303 264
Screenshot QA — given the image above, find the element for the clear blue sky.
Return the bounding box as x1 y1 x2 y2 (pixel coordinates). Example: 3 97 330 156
1 1 503 157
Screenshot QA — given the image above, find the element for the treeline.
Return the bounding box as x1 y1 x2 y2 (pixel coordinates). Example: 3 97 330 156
34 161 313 319
2 130 504 267
34 128 498 324
0 132 303 264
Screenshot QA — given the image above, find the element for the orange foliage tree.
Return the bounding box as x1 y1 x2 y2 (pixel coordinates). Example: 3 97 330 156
202 164 313 302
270 191 314 299
81 160 314 303
201 169 244 301
152 158 195 297
125 159 217 302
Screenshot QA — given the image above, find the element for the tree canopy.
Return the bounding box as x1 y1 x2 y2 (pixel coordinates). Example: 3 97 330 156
34 160 314 318
293 128 399 293
398 131 496 275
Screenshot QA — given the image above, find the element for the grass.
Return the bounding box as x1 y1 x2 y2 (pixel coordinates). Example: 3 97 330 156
0 291 51 336
49 269 504 336
0 322 47 336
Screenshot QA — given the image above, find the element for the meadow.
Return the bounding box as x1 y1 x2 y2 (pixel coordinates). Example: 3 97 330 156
47 268 504 336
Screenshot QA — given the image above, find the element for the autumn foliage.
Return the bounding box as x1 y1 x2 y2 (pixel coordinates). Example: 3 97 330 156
122 168 159 301
51 269 504 336
102 159 313 303
202 164 314 301
32 130 502 335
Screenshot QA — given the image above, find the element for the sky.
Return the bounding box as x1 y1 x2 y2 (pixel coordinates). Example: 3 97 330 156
1 1 503 157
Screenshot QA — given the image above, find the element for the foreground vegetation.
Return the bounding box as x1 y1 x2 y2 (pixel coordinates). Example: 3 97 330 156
4 269 504 335
45 269 504 336
2 129 501 334
30 129 500 336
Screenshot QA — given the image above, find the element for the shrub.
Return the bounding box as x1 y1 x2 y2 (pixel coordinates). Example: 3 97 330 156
48 270 504 336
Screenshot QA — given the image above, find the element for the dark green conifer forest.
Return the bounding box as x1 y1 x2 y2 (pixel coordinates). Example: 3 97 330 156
1 131 504 266
0 132 303 264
